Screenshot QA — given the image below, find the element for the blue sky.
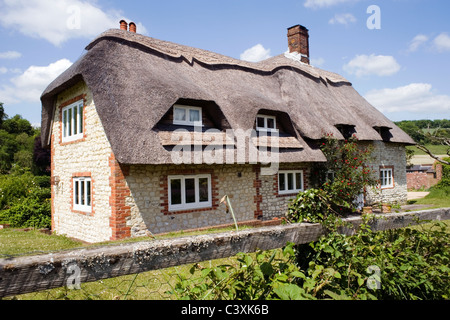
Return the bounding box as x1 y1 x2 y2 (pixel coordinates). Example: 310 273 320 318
0 0 449 127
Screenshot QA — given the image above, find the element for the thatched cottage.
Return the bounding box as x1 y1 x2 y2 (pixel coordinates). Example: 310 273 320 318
41 22 414 243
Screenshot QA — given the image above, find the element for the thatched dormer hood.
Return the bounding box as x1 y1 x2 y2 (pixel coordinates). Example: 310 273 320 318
41 28 414 165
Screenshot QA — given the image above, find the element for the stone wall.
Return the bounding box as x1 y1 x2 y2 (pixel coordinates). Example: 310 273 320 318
259 163 310 220
51 81 114 243
124 164 258 236
365 141 408 205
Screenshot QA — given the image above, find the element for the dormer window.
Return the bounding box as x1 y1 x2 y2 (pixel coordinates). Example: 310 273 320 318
256 114 277 132
173 105 202 126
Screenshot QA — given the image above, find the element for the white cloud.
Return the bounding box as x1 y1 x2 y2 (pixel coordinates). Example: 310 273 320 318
0 67 8 74
0 0 147 46
0 51 22 59
240 44 272 62
433 32 450 52
329 13 356 25
365 83 450 114
310 57 325 67
0 59 73 104
407 34 429 52
304 0 359 9
343 54 401 77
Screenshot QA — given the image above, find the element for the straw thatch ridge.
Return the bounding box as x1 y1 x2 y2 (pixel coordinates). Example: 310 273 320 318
40 29 414 165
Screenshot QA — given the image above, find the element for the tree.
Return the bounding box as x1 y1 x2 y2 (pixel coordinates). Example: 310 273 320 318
2 114 33 135
0 102 7 128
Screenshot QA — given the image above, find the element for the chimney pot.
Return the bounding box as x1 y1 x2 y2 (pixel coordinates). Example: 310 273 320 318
129 22 136 33
287 25 310 64
120 20 128 31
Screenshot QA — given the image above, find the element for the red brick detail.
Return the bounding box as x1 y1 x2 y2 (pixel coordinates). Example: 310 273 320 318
50 134 55 232
160 169 219 216
109 153 132 240
70 172 95 216
253 165 263 219
58 94 87 146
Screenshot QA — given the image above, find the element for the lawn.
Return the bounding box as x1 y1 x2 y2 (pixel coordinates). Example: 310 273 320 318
407 144 448 156
408 186 450 209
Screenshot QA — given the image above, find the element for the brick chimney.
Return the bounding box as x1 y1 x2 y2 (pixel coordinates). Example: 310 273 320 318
129 22 136 33
287 25 310 64
120 20 128 31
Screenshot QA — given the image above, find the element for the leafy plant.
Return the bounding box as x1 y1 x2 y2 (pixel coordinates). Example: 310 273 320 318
0 171 51 228
311 134 378 212
170 216 450 300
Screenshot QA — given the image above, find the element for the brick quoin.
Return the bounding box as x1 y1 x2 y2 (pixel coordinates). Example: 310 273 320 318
253 165 263 219
109 153 131 240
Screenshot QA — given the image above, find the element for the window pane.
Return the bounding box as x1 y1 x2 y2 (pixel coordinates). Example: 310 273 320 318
170 179 182 205
257 117 265 128
279 173 286 191
295 172 302 190
199 177 209 202
79 105 83 133
80 180 85 205
73 107 78 135
68 108 72 136
74 180 79 205
267 118 275 129
86 180 91 206
63 110 67 137
287 173 294 190
174 107 186 122
185 178 196 203
189 109 200 122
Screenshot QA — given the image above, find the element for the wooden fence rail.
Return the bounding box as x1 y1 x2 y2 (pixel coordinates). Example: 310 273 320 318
1 208 449 298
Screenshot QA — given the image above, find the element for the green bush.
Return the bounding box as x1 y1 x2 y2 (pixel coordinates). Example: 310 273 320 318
286 188 335 224
0 197 51 228
0 172 51 228
172 217 450 300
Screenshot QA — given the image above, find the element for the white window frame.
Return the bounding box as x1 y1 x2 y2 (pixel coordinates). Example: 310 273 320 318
73 177 92 213
62 100 84 143
168 174 212 211
380 168 394 189
278 170 304 195
173 105 203 126
256 114 278 132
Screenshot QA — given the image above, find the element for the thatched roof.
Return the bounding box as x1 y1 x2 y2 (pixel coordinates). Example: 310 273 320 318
40 28 414 165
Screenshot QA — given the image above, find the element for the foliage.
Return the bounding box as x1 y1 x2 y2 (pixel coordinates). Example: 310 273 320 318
300 134 377 221
436 157 450 188
171 216 450 300
395 119 450 146
168 244 314 300
285 188 340 226
0 171 51 228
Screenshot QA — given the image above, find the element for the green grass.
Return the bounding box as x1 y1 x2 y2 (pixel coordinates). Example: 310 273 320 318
0 228 85 258
0 225 251 258
408 185 450 208
407 144 448 156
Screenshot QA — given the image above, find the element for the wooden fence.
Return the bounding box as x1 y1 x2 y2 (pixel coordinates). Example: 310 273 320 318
0 208 449 298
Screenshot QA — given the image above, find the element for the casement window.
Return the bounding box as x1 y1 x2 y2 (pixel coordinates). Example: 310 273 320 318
73 177 92 212
173 105 203 126
168 174 211 211
278 170 304 194
62 100 84 142
256 114 277 132
380 168 394 188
